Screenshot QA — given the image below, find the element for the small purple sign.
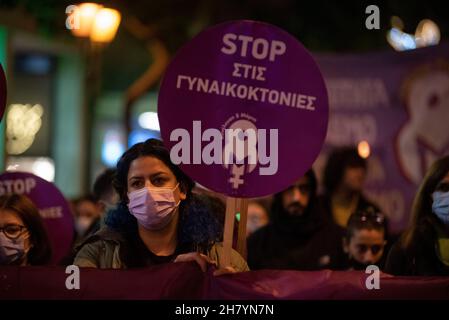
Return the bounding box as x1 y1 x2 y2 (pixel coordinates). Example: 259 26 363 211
158 20 329 197
0 172 73 264
0 64 6 122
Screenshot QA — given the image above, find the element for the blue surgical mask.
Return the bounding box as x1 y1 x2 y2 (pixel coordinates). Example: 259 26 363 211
432 191 449 225
0 233 26 265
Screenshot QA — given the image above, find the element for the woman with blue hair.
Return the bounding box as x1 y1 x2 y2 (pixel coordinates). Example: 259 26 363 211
385 155 449 276
74 139 248 275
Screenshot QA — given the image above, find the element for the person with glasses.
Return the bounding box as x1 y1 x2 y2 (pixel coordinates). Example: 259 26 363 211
385 156 449 276
247 169 346 270
0 194 51 266
343 207 387 270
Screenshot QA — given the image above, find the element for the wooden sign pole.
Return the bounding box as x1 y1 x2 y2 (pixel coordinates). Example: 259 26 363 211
236 198 249 259
220 197 236 268
220 197 249 268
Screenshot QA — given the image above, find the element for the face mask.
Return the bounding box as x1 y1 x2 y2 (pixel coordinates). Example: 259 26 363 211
127 183 181 230
432 191 449 225
0 232 27 265
75 216 95 235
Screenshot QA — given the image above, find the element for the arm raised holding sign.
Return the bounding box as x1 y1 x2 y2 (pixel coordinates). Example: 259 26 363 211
74 139 248 274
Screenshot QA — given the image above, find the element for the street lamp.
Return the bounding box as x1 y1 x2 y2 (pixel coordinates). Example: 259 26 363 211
70 3 101 38
68 3 121 192
70 3 121 43
386 16 440 51
90 8 121 43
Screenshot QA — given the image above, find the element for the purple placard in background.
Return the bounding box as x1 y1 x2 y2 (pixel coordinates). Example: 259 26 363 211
0 172 73 264
313 42 449 234
0 64 6 122
158 20 329 198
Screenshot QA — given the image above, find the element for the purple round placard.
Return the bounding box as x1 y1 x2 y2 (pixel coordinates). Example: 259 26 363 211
0 64 6 122
0 172 74 264
158 20 328 198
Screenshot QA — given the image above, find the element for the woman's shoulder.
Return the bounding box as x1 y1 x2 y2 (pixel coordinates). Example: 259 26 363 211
384 239 407 275
207 242 250 272
76 226 124 248
73 227 125 268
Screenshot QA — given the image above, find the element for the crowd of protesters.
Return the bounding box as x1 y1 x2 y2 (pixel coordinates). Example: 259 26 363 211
1 139 448 277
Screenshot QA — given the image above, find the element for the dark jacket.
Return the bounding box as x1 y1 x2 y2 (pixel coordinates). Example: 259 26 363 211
319 193 381 226
73 194 249 271
247 212 346 270
385 220 449 276
247 171 347 271
74 226 249 271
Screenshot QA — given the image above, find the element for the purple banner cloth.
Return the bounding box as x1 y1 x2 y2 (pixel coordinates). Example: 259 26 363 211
1 264 448 300
314 43 449 233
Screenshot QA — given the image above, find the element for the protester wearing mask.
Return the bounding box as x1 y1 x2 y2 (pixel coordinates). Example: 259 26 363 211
0 194 51 266
72 195 102 244
385 156 449 276
63 174 118 265
74 139 248 275
92 168 119 219
247 169 346 270
343 207 387 270
74 169 119 242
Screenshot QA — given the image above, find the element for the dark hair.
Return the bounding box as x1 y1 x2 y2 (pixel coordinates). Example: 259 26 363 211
72 194 97 206
323 146 367 194
114 139 195 202
402 155 449 249
0 194 52 265
271 169 318 221
345 207 386 240
93 168 117 202
105 139 222 253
